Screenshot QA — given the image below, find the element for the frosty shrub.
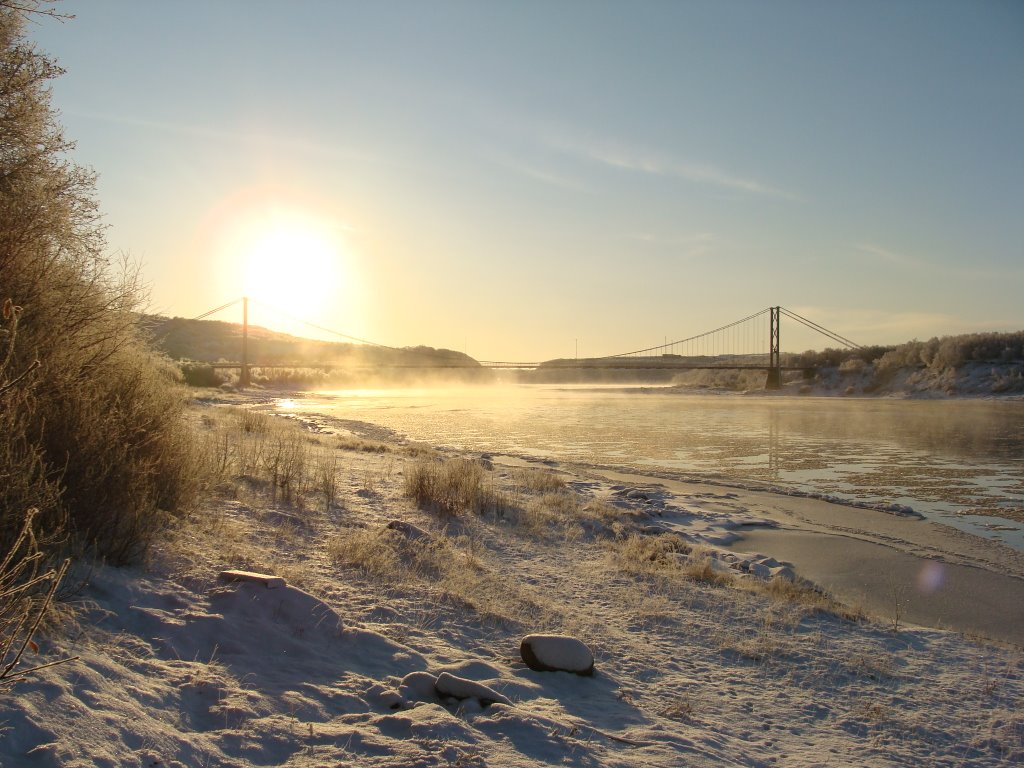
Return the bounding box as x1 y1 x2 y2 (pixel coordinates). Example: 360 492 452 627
1 4 201 563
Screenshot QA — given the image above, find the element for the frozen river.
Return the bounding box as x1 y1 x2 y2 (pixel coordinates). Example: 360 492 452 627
280 386 1024 550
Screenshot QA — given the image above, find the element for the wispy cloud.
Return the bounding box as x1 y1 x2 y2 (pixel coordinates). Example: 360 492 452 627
543 132 799 201
484 151 593 193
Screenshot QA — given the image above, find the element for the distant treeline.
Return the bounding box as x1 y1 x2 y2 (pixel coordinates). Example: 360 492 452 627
789 331 1024 371
748 331 1024 395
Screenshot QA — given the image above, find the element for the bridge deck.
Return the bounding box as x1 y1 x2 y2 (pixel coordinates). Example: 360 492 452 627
206 361 813 372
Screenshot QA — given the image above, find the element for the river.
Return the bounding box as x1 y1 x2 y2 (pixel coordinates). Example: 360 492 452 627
279 386 1024 551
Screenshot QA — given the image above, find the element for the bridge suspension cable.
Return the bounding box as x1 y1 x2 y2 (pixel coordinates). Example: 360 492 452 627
778 307 862 350
191 297 242 321
247 298 395 349
610 307 773 358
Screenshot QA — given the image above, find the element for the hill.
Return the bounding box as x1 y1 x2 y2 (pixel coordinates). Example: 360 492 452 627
145 315 488 386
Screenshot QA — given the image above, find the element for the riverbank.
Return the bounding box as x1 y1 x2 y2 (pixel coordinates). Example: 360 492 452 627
1 394 1020 766
231 387 1024 634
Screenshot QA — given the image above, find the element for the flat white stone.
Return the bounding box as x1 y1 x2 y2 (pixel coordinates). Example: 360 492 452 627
218 569 285 589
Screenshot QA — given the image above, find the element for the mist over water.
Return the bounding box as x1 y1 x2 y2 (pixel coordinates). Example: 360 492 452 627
288 385 1024 548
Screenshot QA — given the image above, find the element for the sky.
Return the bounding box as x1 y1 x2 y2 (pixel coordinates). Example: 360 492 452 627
29 0 1024 360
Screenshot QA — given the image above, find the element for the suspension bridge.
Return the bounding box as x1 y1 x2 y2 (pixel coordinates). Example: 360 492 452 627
173 298 862 390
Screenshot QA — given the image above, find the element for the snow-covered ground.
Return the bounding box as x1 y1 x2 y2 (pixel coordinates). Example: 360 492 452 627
2 399 1021 767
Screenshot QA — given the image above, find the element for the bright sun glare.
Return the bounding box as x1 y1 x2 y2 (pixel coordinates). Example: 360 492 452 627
240 213 341 319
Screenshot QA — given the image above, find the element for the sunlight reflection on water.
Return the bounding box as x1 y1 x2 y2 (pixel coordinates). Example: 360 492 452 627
288 386 1024 548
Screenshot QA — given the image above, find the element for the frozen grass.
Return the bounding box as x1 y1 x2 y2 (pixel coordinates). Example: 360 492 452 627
195 406 346 514
403 457 514 518
511 467 566 494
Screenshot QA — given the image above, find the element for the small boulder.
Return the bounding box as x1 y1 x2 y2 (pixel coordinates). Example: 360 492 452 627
769 565 796 581
520 634 594 676
398 671 438 703
748 562 772 580
433 672 511 707
364 683 404 710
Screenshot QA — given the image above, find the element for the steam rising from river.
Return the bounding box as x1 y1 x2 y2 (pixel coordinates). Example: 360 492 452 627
291 386 1024 548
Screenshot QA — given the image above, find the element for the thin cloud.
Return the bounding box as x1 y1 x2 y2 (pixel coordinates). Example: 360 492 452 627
484 152 593 193
544 132 799 201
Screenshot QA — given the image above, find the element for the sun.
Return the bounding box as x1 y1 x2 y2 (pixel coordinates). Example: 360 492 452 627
240 212 342 320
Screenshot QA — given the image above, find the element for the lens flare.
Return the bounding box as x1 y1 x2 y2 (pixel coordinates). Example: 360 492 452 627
916 561 945 595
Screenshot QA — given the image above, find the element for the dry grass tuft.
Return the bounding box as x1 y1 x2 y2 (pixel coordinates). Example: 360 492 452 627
508 491 585 538
336 435 390 454
511 468 566 494
605 533 691 576
403 458 513 517
196 407 342 513
681 554 735 587
741 574 861 620
659 695 696 722
327 525 553 627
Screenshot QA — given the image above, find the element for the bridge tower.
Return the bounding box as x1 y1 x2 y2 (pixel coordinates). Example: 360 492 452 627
240 296 251 388
765 306 781 390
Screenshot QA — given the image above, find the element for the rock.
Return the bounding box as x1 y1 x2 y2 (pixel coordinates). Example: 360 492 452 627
399 671 439 703
433 672 511 707
748 562 772 580
364 683 404 710
520 634 594 676
769 565 796 581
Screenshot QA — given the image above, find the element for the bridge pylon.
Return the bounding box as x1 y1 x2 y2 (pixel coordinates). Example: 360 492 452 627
240 296 251 388
765 306 781 390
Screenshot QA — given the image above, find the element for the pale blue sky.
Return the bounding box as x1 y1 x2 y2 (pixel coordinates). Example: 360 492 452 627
33 1 1024 359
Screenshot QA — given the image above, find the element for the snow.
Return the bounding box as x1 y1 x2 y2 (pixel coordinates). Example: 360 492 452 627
1 398 1021 767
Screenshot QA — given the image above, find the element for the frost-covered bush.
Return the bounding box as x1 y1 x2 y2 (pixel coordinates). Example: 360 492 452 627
1 5 200 563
